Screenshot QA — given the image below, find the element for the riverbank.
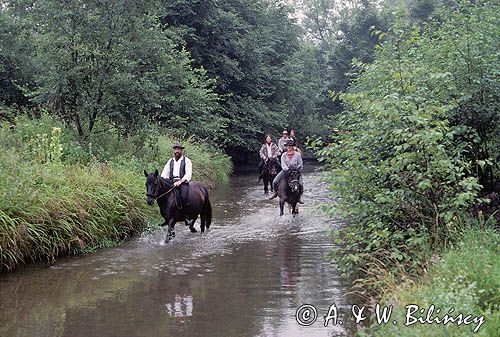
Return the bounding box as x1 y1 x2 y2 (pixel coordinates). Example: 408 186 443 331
0 115 232 272
358 224 499 337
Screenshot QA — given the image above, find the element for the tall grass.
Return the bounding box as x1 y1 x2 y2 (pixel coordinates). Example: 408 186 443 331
359 222 499 337
0 115 232 271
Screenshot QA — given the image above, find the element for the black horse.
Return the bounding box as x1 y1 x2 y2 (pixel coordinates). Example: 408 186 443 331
261 157 281 194
277 169 303 216
144 170 212 243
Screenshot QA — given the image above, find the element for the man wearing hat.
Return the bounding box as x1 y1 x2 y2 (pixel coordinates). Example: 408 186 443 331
277 130 290 152
269 139 304 203
161 142 193 226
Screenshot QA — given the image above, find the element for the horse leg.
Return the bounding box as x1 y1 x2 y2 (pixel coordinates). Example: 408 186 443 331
292 202 298 216
165 219 176 244
200 213 206 233
189 214 198 233
159 209 167 227
279 199 285 216
202 196 212 231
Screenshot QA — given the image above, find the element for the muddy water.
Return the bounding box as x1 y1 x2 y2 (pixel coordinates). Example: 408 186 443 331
0 167 358 337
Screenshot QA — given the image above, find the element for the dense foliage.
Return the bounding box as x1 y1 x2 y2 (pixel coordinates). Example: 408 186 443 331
313 0 499 295
0 0 332 154
3 0 225 141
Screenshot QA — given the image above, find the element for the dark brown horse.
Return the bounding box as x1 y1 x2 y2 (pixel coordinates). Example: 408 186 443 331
144 170 212 243
261 157 281 194
277 169 302 216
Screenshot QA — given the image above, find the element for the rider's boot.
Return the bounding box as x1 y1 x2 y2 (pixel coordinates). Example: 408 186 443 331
298 185 304 204
269 190 278 199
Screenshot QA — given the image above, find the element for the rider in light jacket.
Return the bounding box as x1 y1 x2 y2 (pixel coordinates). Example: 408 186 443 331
269 139 304 203
258 135 281 177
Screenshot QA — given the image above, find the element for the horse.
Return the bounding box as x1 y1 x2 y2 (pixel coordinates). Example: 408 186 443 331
277 169 303 216
261 157 281 194
144 169 212 243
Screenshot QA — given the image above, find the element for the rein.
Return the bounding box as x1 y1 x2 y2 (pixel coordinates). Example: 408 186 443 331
147 178 176 201
148 187 176 201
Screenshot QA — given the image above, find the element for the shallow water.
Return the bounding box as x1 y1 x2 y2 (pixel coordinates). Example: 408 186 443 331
0 167 358 337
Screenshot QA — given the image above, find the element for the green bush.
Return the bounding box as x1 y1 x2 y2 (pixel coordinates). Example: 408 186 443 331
312 1 499 295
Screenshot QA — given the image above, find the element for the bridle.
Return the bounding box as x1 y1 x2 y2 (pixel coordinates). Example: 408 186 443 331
287 171 300 189
146 176 183 210
147 177 176 201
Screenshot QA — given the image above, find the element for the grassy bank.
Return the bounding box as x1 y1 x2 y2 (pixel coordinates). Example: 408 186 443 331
358 224 499 337
0 115 232 271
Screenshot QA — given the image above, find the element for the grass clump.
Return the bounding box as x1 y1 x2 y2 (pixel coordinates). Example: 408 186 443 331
359 224 499 337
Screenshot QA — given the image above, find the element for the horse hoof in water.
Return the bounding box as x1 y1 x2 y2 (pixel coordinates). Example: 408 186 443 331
189 226 197 233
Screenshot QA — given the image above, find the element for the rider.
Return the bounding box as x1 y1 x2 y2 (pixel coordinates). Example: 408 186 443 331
289 129 297 146
160 142 193 226
258 134 281 178
277 130 290 152
289 129 302 155
269 139 304 203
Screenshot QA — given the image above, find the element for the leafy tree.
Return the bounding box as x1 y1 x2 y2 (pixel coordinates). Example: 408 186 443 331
0 8 33 107
5 0 223 142
161 0 313 152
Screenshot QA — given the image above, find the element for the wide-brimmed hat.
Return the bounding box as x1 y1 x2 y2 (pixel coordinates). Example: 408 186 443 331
172 142 185 149
285 139 295 146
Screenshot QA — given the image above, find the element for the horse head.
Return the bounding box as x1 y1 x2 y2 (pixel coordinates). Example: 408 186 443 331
144 169 160 205
287 170 301 193
268 158 279 176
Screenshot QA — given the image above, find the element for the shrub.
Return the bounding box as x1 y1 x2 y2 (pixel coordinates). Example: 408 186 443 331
312 1 499 295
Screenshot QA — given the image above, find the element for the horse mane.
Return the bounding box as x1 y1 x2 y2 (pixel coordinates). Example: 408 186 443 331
286 169 301 181
158 176 174 190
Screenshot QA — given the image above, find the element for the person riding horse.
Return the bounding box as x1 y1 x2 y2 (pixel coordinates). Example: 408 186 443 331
269 139 304 204
258 134 281 179
160 142 193 226
277 130 290 153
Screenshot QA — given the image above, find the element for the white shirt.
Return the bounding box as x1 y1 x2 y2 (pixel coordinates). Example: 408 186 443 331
161 156 193 182
266 144 273 158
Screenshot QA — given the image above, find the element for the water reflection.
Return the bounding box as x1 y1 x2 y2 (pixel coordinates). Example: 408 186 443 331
0 168 358 337
165 294 193 318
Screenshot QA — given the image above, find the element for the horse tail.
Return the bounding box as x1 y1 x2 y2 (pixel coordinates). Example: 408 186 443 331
202 187 212 229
